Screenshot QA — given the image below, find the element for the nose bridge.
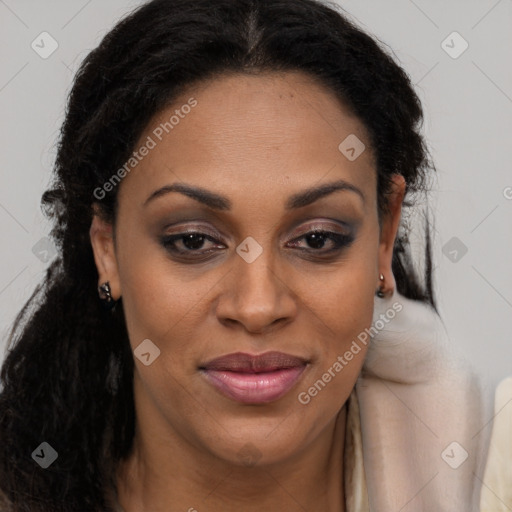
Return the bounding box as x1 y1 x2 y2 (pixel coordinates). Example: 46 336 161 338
235 233 282 302
217 234 296 332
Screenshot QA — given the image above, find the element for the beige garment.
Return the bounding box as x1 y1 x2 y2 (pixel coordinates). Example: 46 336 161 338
344 389 369 512
480 376 512 512
356 289 491 511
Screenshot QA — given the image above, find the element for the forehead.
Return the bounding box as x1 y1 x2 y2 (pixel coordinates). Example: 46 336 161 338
118 71 376 210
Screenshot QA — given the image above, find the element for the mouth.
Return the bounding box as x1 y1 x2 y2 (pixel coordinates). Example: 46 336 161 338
199 351 309 404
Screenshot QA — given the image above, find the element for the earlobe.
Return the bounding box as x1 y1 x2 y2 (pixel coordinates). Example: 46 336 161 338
89 210 121 300
377 174 406 297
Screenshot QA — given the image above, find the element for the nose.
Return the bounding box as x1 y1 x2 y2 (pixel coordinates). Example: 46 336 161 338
214 244 297 334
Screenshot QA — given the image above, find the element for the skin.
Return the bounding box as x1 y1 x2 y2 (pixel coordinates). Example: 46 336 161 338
90 70 405 512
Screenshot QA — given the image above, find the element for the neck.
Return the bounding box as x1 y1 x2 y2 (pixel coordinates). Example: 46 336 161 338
114 404 347 512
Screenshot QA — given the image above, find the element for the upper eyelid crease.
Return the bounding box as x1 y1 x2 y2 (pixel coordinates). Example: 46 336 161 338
143 179 365 210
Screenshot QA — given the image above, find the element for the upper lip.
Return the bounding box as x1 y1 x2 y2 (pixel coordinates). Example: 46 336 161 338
200 351 309 373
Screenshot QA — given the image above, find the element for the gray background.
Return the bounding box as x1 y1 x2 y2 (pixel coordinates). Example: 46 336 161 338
0 0 511 392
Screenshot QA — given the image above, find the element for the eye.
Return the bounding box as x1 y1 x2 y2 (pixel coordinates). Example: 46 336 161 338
160 231 225 258
286 229 354 254
160 224 355 261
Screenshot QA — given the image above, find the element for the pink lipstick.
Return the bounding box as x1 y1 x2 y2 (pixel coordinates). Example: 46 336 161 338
199 351 308 404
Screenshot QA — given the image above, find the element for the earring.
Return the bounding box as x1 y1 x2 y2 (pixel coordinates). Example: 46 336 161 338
376 273 386 298
98 281 117 310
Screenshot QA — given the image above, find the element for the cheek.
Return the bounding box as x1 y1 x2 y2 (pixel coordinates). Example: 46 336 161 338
117 252 213 426
295 237 378 407
303 232 379 342
115 236 204 355
294 290 373 421
296 278 374 382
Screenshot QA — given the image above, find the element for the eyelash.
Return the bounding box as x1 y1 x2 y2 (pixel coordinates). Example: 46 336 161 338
160 227 355 261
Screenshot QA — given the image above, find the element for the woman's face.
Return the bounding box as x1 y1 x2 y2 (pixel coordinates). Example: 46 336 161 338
91 71 404 467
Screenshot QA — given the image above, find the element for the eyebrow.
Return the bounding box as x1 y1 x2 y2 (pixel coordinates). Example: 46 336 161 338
143 179 364 210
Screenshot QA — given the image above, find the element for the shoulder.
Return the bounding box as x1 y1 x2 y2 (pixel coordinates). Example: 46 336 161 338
357 290 490 511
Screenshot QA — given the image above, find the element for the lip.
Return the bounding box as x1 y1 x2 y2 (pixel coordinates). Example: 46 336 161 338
199 351 309 404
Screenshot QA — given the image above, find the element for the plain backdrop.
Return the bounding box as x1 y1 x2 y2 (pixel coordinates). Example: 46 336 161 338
0 1 511 397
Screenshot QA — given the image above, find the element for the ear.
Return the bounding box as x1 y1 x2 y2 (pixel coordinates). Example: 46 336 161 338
89 205 121 300
377 174 406 294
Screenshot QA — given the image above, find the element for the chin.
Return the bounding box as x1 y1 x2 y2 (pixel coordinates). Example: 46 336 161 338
198 414 313 468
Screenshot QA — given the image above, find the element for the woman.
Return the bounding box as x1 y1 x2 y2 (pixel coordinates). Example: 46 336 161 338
0 0 490 510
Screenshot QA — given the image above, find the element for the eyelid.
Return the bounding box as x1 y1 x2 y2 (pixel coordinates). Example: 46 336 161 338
292 220 352 236
162 219 353 242
160 219 356 261
162 223 228 242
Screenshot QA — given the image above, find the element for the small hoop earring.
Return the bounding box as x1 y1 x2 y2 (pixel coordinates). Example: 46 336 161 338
376 273 386 298
98 281 117 310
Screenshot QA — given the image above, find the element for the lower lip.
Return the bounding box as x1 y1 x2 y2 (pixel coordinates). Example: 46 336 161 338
201 366 307 404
